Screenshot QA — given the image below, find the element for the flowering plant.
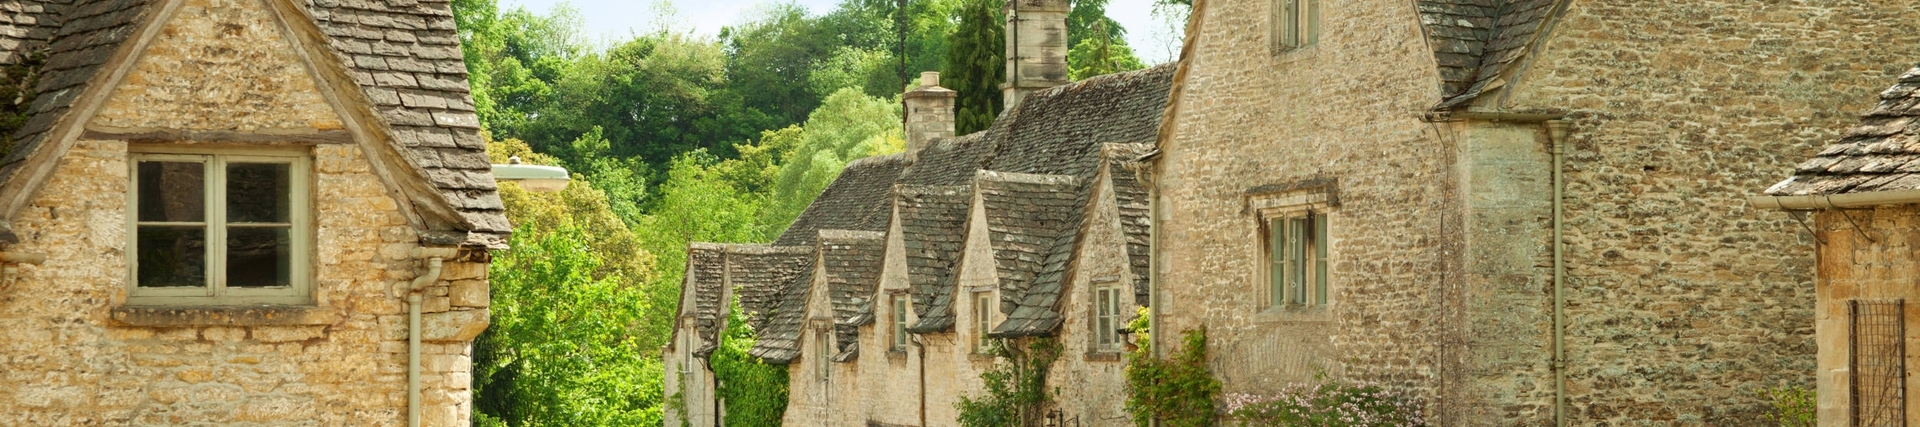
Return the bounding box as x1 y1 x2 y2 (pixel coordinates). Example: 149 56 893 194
1222 378 1427 427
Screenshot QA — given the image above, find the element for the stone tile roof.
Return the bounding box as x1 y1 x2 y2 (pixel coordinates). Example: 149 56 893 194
1104 143 1154 305
1767 65 1920 197
897 185 971 333
818 230 885 359
1421 0 1562 109
726 245 816 364
774 153 909 247
682 243 728 357
976 171 1083 337
0 0 510 247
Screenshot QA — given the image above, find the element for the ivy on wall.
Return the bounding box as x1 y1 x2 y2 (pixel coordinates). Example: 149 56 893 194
710 301 791 425
1124 310 1221 427
0 53 43 157
958 337 1063 427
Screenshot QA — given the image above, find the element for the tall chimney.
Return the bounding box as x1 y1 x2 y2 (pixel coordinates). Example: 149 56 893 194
903 71 956 161
1001 0 1070 110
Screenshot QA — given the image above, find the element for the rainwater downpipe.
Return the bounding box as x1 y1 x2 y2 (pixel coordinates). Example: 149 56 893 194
913 334 928 427
1547 119 1570 427
401 247 458 427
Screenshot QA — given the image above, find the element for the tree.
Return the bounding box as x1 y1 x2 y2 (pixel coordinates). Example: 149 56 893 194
1067 19 1145 80
761 88 906 239
945 0 1005 135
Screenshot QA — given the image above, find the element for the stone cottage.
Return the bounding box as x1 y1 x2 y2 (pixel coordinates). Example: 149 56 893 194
1752 64 1920 425
1148 0 1920 425
661 0 1170 424
0 0 505 425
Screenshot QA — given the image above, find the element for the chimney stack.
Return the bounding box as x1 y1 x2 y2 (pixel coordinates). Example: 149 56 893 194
903 71 956 161
1001 0 1070 109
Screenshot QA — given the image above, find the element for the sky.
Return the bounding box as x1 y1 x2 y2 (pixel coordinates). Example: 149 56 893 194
497 0 1186 65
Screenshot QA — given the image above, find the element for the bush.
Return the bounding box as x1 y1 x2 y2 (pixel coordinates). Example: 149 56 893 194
1759 386 1815 427
1221 377 1426 427
1124 323 1220 427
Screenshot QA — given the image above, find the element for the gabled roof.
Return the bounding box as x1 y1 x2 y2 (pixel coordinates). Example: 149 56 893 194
1765 65 1920 197
727 245 815 364
774 153 908 247
1105 143 1154 305
1420 0 1563 109
682 243 729 357
818 230 885 359
976 171 1083 337
0 0 508 246
897 184 970 332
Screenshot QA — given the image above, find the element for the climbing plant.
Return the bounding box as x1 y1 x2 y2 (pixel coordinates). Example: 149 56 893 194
0 52 43 157
957 337 1063 427
710 301 791 425
1124 312 1220 427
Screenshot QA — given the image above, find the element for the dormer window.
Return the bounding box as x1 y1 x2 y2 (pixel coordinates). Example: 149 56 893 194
1272 0 1320 53
128 146 312 306
892 296 910 351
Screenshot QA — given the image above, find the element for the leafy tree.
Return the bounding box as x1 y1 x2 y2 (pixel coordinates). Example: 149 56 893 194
945 0 1005 135
1066 19 1145 80
761 88 905 239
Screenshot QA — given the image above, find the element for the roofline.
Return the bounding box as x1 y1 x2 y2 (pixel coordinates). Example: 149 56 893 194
1749 190 1920 211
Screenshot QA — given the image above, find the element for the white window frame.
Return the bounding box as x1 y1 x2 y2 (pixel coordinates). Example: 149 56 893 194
817 328 832 382
1262 208 1329 309
1093 281 1126 352
975 291 994 354
892 296 910 351
1271 0 1321 53
126 145 313 306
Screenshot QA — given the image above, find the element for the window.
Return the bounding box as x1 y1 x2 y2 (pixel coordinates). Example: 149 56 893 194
1094 283 1126 352
817 328 832 382
1265 211 1328 308
975 292 994 354
1271 0 1320 53
892 297 910 351
1851 299 1906 425
128 147 312 306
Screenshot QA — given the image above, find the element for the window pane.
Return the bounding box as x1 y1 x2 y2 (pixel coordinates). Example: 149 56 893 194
1315 214 1329 306
1269 218 1286 306
1306 0 1319 45
1290 217 1308 304
138 161 205 222
228 227 291 288
226 163 291 223
137 226 206 288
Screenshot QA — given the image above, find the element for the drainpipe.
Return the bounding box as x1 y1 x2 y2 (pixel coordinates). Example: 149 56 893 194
397 246 458 427
1546 119 1570 427
913 334 927 427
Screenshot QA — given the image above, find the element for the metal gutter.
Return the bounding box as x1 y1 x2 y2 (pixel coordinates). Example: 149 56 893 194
1748 190 1920 211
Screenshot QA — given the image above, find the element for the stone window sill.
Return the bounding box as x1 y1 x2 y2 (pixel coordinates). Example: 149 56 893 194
1084 352 1122 362
1254 305 1331 325
111 305 342 327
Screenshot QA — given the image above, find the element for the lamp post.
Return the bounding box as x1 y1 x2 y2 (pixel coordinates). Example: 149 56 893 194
490 156 570 193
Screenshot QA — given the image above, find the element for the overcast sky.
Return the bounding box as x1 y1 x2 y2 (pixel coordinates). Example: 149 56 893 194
497 0 1185 65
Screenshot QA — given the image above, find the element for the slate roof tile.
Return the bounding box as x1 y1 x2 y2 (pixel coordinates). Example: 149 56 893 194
724 245 815 364
817 230 885 358
1426 0 1564 109
1768 64 1920 197
774 153 909 247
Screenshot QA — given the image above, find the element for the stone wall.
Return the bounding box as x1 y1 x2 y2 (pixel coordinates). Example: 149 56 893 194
1151 0 1460 419
1044 166 1137 426
1497 0 1920 423
0 140 486 426
1810 206 1920 426
0 0 491 422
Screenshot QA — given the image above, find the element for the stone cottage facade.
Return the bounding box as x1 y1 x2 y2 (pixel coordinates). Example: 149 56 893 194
1753 64 1920 425
0 0 505 425
662 1 1170 423
1149 0 1920 425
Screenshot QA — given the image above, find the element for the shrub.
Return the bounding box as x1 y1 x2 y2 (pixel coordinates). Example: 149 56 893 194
1759 386 1815 427
1124 322 1220 427
1222 377 1427 427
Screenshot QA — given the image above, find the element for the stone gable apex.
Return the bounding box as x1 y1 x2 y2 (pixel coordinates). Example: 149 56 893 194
0 0 495 247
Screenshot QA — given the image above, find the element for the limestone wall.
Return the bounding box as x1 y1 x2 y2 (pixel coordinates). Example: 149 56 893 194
1151 0 1458 418
1044 167 1137 427
1495 0 1920 423
0 140 486 426
1812 207 1920 426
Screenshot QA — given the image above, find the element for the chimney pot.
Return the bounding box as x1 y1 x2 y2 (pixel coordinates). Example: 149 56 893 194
921 71 940 87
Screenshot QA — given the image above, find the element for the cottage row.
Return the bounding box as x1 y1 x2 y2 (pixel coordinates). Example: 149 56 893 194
669 0 1920 425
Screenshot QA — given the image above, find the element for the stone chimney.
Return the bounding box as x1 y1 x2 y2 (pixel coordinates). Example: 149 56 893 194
903 71 956 161
1001 0 1070 109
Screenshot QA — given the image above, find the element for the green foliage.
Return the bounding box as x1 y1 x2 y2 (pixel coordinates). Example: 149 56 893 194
1221 377 1428 427
958 338 1063 427
710 301 792 425
1125 327 1221 427
1759 386 1815 427
945 0 1005 135
1066 19 1145 80
474 223 662 426
0 52 41 157
761 88 905 238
